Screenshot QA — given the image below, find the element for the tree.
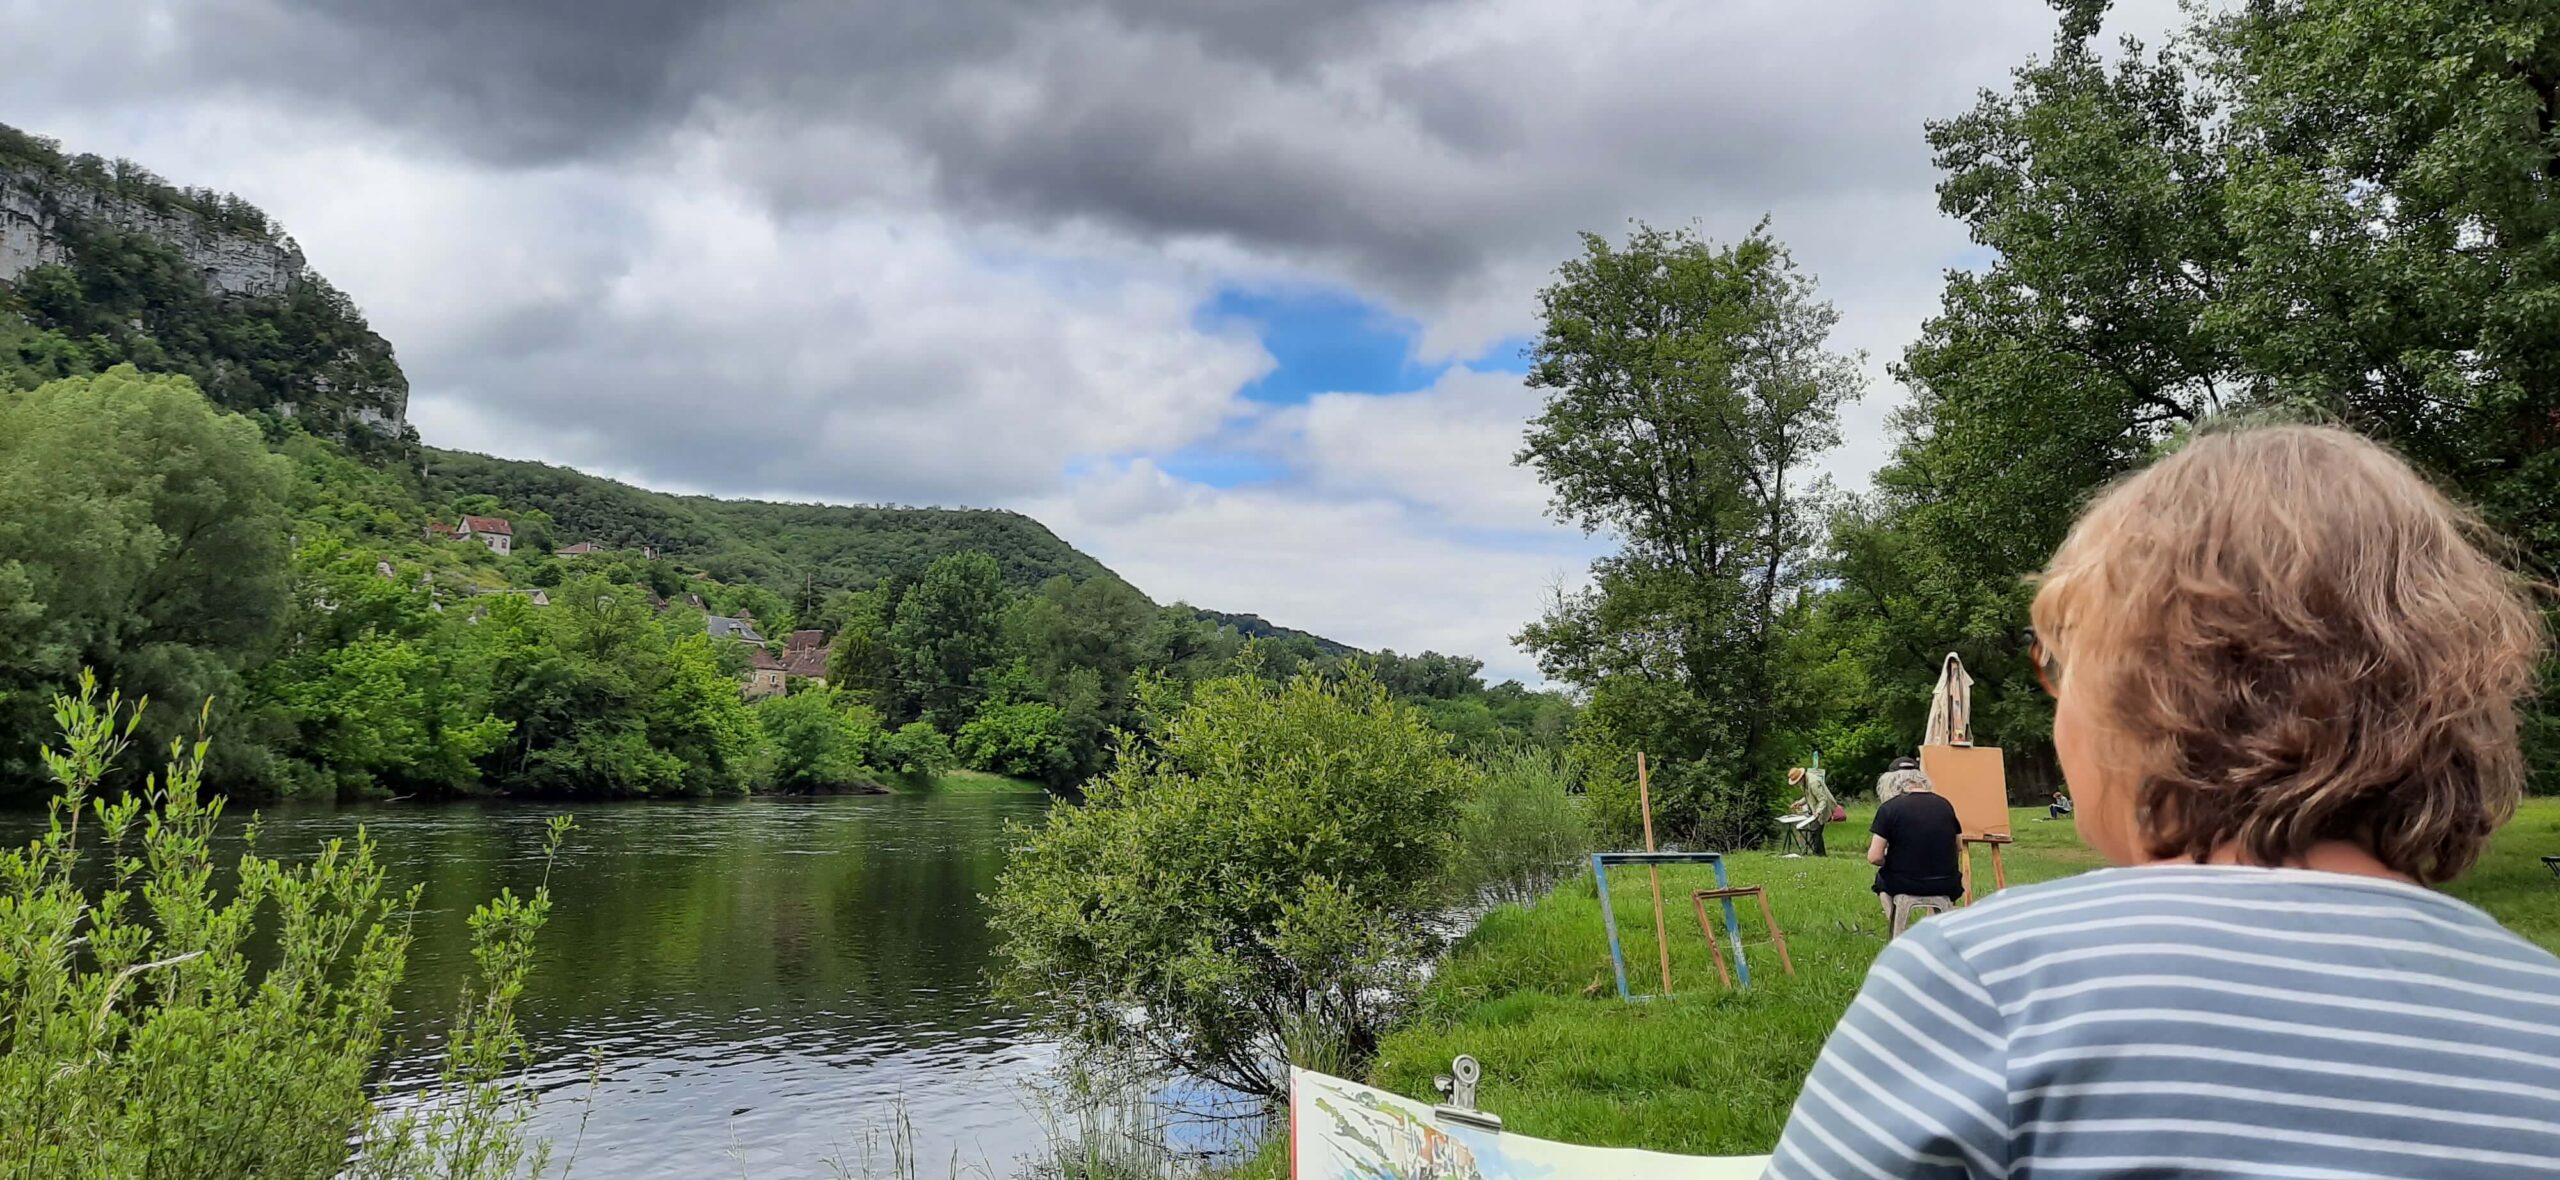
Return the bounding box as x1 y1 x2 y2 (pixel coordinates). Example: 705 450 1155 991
954 700 1072 783
1831 0 2560 789
885 552 1008 730
990 666 1476 1101
0 366 291 792
879 720 955 781
1515 224 1859 844
755 688 881 791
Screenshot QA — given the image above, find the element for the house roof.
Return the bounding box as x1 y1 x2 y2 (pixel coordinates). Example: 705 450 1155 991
557 541 599 556
781 648 830 679
786 629 827 652
425 521 458 536
706 615 767 644
749 648 787 671
461 514 512 536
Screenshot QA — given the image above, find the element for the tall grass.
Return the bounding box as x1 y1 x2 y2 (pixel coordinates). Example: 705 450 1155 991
1451 750 1592 906
0 672 564 1179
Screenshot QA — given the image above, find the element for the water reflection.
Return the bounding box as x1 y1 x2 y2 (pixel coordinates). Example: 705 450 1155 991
13 793 1065 1178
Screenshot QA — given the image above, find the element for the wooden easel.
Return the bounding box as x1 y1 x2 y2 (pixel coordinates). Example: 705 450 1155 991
1690 886 1795 989
1637 753 1673 994
1959 833 2011 904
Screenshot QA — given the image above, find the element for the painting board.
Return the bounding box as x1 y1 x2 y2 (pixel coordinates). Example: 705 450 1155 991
1920 744 2010 839
1291 1067 1768 1180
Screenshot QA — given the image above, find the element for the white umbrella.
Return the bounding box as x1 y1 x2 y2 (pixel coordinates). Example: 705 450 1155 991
1925 652 1974 746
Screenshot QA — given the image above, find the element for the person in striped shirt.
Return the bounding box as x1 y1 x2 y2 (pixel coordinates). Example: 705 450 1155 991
1767 424 2560 1180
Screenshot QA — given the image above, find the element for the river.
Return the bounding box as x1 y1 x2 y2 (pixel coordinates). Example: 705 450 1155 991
17 791 1093 1178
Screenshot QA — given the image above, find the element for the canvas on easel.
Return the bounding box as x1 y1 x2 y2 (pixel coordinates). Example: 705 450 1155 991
1919 744 2009 840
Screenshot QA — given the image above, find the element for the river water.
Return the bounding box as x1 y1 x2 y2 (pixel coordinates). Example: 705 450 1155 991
23 791 1086 1178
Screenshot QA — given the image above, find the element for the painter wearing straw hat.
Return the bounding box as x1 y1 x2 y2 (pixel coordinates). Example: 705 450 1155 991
1766 424 2560 1178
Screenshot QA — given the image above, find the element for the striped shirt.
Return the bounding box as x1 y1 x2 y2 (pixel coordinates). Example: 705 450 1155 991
1766 865 2560 1179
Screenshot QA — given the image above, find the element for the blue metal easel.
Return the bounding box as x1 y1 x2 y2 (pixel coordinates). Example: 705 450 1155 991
1591 850 1749 999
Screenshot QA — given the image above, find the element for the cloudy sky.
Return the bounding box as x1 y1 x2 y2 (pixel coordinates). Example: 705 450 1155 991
3 0 2177 682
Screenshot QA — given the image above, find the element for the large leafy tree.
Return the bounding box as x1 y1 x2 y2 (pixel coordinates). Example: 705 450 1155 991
886 551 1009 730
1516 223 1860 844
1827 0 2560 789
0 366 290 788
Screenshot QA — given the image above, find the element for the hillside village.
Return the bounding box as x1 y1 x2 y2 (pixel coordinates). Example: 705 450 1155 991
424 510 833 700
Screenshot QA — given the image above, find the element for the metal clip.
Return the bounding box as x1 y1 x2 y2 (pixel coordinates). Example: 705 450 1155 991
1431 1055 1502 1130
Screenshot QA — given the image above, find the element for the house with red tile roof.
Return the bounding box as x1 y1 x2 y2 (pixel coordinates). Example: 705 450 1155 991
457 514 513 556
557 541 600 558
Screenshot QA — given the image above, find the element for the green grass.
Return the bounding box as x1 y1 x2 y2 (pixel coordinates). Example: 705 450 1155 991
1334 799 2560 1161
913 768 1049 794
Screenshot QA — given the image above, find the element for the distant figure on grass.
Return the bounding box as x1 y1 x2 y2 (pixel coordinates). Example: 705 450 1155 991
1782 765 1834 856
1864 766 1961 924
1768 425 2560 1180
1874 755 1927 804
2045 789 2073 820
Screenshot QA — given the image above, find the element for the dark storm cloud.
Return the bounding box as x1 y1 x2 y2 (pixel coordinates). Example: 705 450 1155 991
167 0 1418 163
144 0 2045 301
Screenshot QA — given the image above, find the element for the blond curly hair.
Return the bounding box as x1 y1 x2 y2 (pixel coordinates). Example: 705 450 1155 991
2031 424 2545 883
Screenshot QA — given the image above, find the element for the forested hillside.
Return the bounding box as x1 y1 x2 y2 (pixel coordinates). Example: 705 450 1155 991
0 123 1571 804
420 448 1111 593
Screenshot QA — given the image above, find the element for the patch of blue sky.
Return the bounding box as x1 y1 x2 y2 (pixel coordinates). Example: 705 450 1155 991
1200 285 1439 404
1153 446 1290 488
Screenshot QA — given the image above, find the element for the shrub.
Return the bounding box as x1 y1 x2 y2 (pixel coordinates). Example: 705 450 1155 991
754 688 881 790
1452 749 1592 904
880 720 955 780
0 672 561 1179
990 666 1476 1102
955 700 1073 782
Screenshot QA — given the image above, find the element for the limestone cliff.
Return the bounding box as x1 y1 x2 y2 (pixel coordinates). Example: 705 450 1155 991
0 124 410 450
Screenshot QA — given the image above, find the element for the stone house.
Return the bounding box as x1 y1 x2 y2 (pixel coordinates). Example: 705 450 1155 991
746 648 789 699
458 515 513 556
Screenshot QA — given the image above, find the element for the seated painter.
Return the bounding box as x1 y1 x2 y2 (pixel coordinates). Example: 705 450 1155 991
1873 755 1926 804
1863 767 1961 920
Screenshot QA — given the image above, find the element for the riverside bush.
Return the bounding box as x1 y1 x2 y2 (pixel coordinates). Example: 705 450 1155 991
0 673 561 1179
1452 749 1592 905
990 664 1476 1101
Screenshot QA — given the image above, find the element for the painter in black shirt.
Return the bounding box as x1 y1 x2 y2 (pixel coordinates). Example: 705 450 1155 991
1866 787 1964 899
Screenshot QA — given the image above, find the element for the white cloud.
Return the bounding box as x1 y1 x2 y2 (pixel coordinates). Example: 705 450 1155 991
1019 462 1597 683
1253 367 1554 533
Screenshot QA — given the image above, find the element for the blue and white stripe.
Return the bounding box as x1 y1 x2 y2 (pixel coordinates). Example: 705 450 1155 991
1766 865 2560 1179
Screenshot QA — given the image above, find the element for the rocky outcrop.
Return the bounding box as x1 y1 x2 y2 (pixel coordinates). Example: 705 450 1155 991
0 165 302 297
0 138 410 447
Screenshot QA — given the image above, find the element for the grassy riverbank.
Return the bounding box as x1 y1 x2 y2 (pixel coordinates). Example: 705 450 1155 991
917 769 1050 794
1222 798 2560 1175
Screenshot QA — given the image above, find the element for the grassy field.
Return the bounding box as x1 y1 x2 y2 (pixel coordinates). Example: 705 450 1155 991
1219 797 2560 1175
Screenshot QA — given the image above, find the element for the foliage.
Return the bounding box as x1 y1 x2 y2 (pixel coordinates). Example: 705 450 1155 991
1516 223 1860 846
879 720 956 781
420 447 1113 594
1810 0 2560 794
1450 749 1593 905
955 700 1074 782
754 687 881 791
0 674 561 1179
0 366 292 787
885 551 1009 729
990 666 1478 1101
0 126 410 452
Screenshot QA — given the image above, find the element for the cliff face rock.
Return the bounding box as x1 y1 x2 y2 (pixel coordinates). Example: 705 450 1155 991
0 166 301 298
0 127 411 451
